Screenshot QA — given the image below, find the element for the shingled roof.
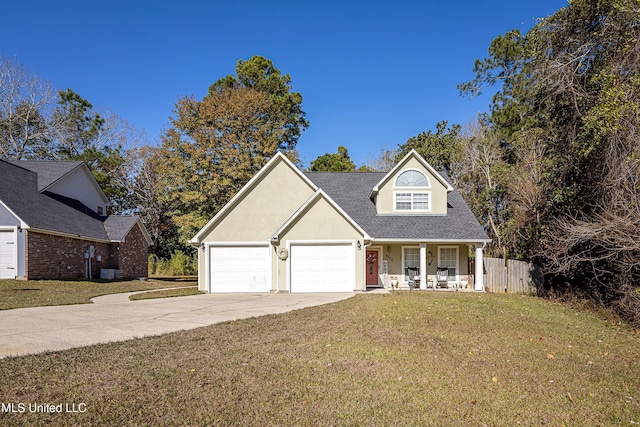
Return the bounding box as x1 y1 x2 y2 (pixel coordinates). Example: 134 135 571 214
5 160 84 191
304 171 489 242
104 215 146 242
0 159 147 243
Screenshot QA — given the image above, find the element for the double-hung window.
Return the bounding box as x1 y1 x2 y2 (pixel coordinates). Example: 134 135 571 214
395 193 430 211
394 170 430 212
438 246 458 282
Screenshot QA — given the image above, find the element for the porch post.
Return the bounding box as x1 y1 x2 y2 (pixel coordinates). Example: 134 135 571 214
475 244 484 291
420 243 427 290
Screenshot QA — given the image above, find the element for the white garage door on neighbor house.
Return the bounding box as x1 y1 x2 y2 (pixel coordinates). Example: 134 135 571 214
0 230 16 279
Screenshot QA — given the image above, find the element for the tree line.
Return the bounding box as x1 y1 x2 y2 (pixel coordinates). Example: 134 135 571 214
0 54 308 261
459 0 640 325
308 0 640 325
0 56 140 208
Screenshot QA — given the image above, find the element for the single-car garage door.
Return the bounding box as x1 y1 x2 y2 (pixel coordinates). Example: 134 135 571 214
290 243 354 292
0 230 16 279
209 245 270 292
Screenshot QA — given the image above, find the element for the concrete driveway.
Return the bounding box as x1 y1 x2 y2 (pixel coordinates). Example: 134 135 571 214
0 290 354 359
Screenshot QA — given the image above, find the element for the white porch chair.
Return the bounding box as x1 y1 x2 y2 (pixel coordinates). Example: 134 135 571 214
436 267 449 288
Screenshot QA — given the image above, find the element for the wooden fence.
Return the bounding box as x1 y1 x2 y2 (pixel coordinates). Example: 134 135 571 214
483 258 543 294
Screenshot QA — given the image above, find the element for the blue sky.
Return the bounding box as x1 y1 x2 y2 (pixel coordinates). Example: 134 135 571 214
0 0 567 167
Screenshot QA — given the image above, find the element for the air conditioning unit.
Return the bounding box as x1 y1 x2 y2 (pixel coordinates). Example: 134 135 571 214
100 269 114 280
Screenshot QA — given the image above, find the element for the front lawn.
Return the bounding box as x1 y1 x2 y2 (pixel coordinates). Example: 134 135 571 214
0 279 196 310
0 292 638 425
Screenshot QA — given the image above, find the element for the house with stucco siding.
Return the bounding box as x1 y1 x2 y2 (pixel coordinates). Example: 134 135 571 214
191 150 489 293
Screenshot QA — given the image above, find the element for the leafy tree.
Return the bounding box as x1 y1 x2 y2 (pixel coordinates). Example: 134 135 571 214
210 55 308 153
355 164 376 172
458 30 532 141
460 0 640 324
395 121 462 171
50 88 105 158
159 56 307 239
308 146 356 171
50 89 130 210
114 145 185 258
160 56 306 238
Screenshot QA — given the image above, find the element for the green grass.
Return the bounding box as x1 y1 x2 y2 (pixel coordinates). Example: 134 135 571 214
0 292 638 426
129 286 202 300
0 279 196 310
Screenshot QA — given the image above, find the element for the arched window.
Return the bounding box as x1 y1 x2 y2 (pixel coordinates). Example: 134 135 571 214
394 170 430 211
395 170 429 187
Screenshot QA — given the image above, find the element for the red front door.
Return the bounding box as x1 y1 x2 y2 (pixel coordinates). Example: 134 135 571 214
366 250 379 286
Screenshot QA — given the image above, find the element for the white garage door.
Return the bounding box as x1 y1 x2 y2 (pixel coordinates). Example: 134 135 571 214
290 243 354 292
0 230 16 279
209 245 270 292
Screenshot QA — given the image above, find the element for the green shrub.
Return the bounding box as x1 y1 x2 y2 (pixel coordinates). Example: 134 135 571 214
148 252 196 276
170 250 195 275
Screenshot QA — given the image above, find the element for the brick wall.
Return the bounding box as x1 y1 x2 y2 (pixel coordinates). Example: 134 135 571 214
111 223 149 279
26 225 148 280
26 232 117 280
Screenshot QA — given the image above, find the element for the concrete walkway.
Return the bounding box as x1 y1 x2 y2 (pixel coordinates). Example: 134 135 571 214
0 290 354 359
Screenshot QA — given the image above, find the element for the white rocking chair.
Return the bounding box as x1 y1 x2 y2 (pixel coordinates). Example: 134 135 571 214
436 268 449 288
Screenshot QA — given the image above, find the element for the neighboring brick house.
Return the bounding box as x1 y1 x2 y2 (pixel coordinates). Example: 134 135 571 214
0 159 152 280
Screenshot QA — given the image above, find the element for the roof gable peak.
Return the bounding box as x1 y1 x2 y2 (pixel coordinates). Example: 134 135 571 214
190 152 316 243
270 188 370 243
370 149 453 197
5 159 109 204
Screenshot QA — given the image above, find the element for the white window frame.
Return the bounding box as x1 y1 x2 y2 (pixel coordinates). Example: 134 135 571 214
401 246 420 283
437 246 459 284
394 192 430 212
394 169 431 213
395 169 431 188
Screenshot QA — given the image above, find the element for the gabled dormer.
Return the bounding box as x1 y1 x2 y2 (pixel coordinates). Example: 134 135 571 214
369 150 453 215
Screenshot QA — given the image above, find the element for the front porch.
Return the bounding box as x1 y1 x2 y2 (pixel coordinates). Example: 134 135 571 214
364 242 485 292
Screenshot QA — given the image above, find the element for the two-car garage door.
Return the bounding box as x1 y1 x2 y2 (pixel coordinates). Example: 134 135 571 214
207 242 355 293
